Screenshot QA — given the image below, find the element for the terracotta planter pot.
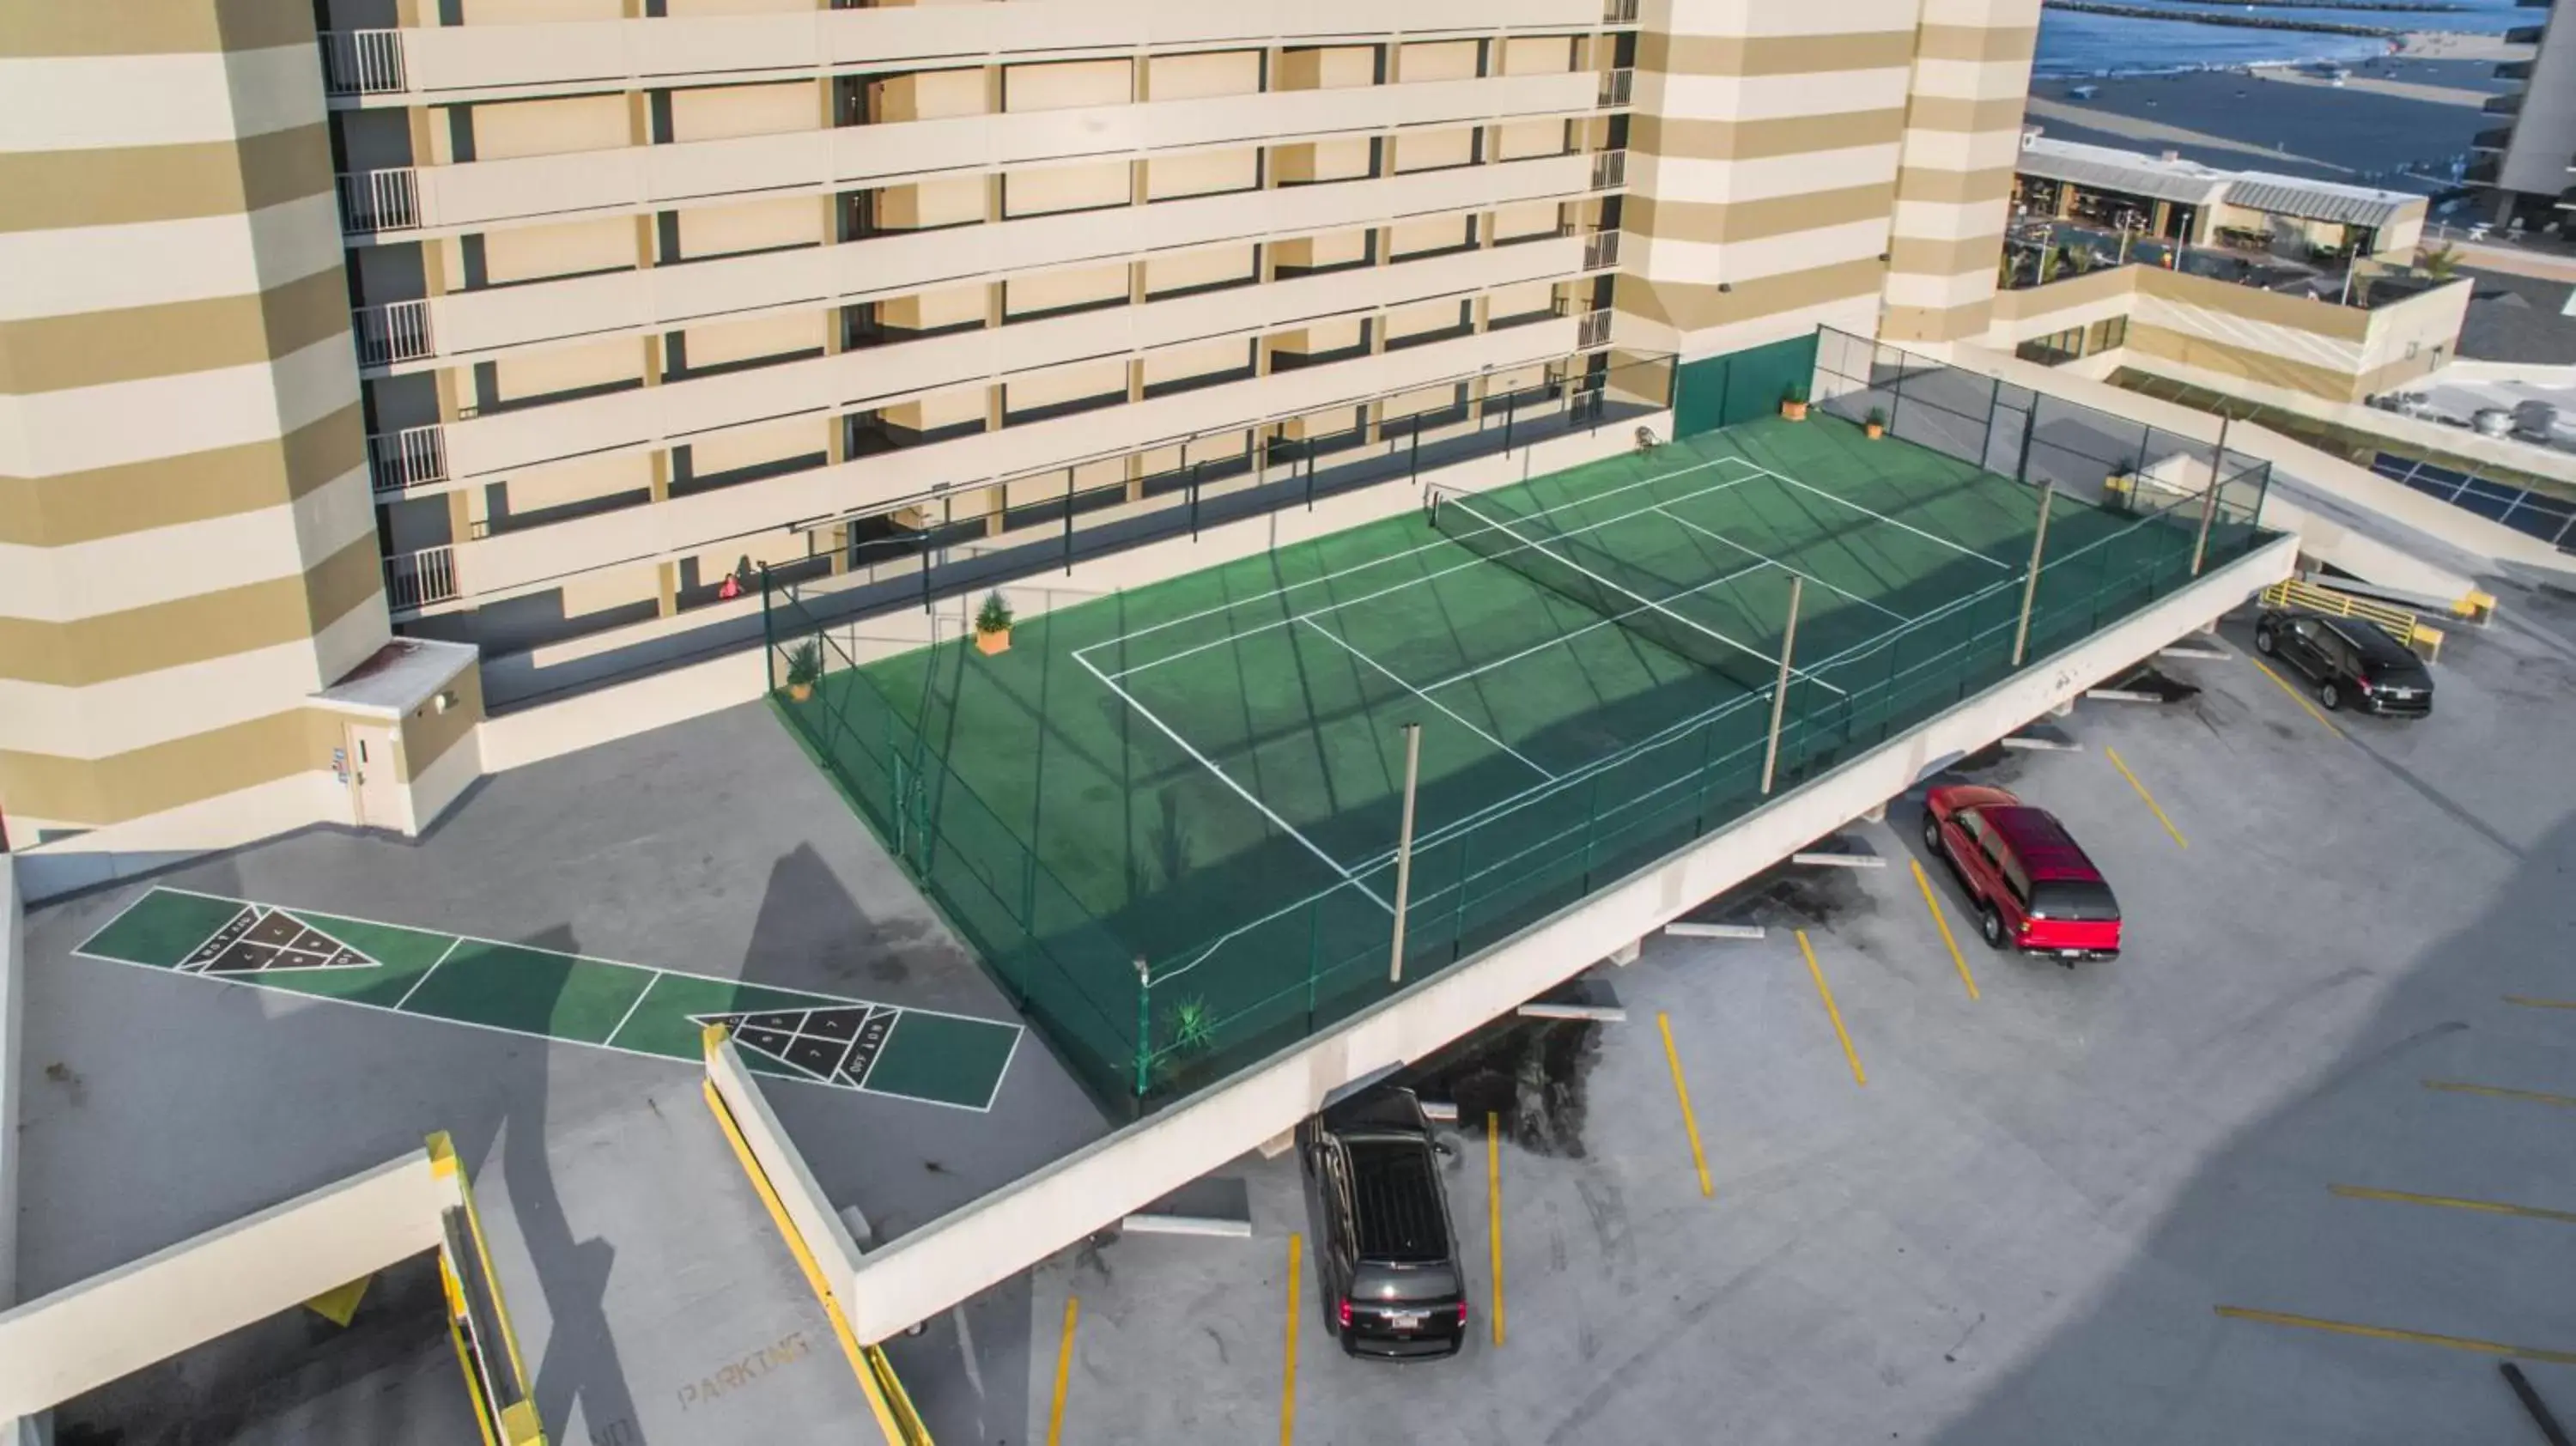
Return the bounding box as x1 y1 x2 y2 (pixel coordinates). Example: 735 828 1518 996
975 628 1012 656
787 682 813 702
1865 422 1885 440
1781 399 1809 422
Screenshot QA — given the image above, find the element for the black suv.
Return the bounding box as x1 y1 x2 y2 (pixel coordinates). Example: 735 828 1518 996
1298 1087 1467 1359
2253 606 2433 718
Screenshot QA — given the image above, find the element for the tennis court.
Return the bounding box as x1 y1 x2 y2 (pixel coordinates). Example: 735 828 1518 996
771 343 2271 1109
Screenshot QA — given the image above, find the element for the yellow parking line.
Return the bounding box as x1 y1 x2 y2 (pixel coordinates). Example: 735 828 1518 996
1048 1295 1078 1446
2250 656 2346 740
1797 929 1867 1087
2506 996 2576 1012
2424 1079 2576 1110
1656 1012 1716 1198
2216 1306 2576 1367
1486 1112 1506 1347
1911 858 1978 1001
1280 1234 1301 1446
2105 746 2188 850
2330 1184 2576 1225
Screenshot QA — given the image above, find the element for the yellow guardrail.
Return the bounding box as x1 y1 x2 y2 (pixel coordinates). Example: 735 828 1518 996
2261 579 2444 661
427 1132 548 1446
701 1025 933 1446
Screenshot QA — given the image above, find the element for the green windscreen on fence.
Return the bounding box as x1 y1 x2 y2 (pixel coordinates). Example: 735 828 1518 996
1673 333 1820 438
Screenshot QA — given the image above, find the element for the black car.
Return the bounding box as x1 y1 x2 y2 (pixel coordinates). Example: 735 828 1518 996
2253 606 2433 717
1298 1087 1467 1359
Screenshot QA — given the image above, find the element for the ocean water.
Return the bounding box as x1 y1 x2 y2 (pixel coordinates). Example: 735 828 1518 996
2034 0 2531 76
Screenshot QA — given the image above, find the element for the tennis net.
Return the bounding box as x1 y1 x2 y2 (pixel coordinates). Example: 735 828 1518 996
1426 485 1792 698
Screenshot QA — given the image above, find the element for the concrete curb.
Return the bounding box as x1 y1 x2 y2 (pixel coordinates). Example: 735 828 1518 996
1663 921 1765 939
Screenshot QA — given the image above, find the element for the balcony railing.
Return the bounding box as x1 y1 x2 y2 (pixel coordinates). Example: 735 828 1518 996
2465 155 2502 186
385 546 459 612
1602 0 1640 21
2473 125 2517 153
369 425 450 497
1592 148 1626 190
337 168 421 234
1598 67 1634 107
2505 24 2543 44
355 300 435 368
1583 227 1619 271
1577 307 1613 349
2496 59 2535 81
320 29 406 97
2484 92 2524 117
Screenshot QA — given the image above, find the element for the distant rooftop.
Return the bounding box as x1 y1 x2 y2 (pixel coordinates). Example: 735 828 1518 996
2018 135 2423 231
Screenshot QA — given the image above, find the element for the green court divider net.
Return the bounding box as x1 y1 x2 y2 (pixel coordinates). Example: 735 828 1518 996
765 327 2276 1116
1673 333 1820 439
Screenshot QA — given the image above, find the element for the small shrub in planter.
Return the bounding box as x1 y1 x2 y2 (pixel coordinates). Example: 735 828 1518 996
1780 383 1811 422
975 591 1014 656
783 641 822 702
1865 407 1888 440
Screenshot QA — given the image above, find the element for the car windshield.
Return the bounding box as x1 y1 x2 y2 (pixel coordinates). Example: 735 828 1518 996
1352 1261 1462 1303
2030 879 2119 920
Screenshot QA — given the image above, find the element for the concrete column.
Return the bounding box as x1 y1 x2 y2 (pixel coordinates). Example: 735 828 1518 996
1860 799 1887 824
648 449 671 503
1607 938 1641 967
656 561 679 617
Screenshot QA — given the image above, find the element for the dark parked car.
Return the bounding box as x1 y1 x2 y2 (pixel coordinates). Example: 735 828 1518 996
1923 784 2123 963
2253 606 2433 717
1298 1087 1467 1359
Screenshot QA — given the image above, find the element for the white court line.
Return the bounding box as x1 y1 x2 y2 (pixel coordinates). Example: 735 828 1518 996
1417 557 1778 693
1075 651 1390 910
1650 506 1909 621
1107 470 1765 683
602 968 668 1047
1076 453 1765 662
1743 464 2012 570
1440 492 1848 697
1296 617 1554 779
391 936 465 1012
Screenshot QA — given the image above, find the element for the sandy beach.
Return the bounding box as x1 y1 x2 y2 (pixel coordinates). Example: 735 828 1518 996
2395 28 2530 63
2025 57 2511 184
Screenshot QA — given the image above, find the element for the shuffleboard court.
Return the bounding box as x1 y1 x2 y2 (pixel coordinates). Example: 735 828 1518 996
72 885 1023 1111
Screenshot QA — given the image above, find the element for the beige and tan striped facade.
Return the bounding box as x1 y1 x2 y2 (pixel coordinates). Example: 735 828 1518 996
1615 0 2038 357
2 0 2039 870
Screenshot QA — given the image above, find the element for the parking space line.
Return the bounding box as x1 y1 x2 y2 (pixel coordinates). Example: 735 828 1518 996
1048 1295 1078 1446
1486 1111 1506 1347
2425 1079 2576 1110
2215 1306 2576 1367
1281 1234 1302 1446
1798 930 1868 1087
2105 747 2188 850
2331 1184 2576 1225
2506 996 2576 1012
1656 1012 1716 1198
2250 657 2346 740
1911 859 1978 1001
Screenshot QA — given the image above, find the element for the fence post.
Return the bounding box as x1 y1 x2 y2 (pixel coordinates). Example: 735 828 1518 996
1502 389 1517 456
2012 488 2055 666
1759 576 1805 795
2014 401 2038 486
1410 415 1422 482
1062 470 1075 574
1888 355 1908 437
1133 957 1151 1101
758 564 775 689
918 527 933 611
1188 458 1202 539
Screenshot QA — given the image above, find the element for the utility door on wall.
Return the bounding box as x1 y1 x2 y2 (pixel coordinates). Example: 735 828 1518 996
346 721 405 832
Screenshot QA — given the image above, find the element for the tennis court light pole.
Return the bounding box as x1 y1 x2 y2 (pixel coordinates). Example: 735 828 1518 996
2190 413 2232 577
1759 577 1804 795
2012 487 2055 667
1388 723 1424 984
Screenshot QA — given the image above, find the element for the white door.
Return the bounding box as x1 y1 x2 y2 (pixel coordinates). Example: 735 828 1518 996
347 722 405 831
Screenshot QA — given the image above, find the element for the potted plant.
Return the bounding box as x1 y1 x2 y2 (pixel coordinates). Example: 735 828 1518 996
783 640 821 702
1865 407 1887 440
974 590 1014 656
1780 383 1810 422
2105 455 2140 512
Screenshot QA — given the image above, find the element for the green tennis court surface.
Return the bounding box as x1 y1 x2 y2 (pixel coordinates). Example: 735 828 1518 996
774 410 2241 1103
73 886 1022 1111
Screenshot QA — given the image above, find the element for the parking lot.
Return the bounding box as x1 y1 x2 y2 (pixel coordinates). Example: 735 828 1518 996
896 581 2576 1444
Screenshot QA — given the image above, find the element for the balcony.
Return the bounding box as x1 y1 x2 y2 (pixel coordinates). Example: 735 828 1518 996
369 426 450 498
324 0 1618 103
2465 154 2502 186
382 150 1607 363
2496 58 2535 81
2484 92 2524 117
341 71 1603 239
1598 67 1634 107
320 28 404 96
2505 24 2544 43
453 316 1584 598
385 546 459 614
354 301 434 368
2472 125 2518 153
